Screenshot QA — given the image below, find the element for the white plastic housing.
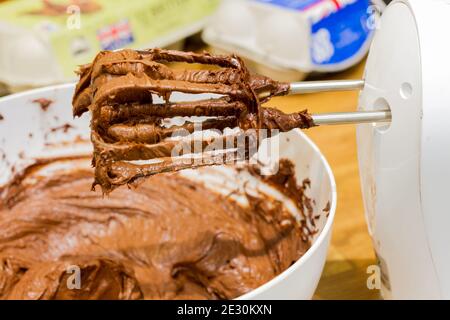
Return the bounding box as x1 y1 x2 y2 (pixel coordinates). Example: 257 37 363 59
357 0 450 299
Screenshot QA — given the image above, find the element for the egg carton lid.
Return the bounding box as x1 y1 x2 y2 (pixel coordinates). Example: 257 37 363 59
203 0 376 73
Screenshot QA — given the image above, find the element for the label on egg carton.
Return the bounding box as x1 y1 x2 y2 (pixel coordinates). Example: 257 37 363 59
0 0 220 89
203 0 376 74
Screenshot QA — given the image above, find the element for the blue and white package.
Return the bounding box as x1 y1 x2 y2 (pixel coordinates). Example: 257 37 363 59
203 0 378 79
258 0 374 68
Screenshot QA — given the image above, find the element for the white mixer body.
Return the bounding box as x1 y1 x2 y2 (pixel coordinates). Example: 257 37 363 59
357 0 450 299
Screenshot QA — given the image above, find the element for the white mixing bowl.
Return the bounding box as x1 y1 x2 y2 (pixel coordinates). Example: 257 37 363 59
0 84 336 300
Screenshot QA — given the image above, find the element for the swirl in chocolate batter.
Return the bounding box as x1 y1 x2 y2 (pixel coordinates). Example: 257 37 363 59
0 158 311 300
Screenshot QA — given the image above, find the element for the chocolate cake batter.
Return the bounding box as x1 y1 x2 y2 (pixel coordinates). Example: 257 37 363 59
32 98 53 112
72 48 314 193
0 158 311 300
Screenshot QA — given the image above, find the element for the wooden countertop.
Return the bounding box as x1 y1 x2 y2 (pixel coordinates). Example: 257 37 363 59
265 61 381 300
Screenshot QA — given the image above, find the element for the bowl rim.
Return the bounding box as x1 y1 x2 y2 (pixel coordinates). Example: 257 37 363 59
0 82 76 104
0 83 338 300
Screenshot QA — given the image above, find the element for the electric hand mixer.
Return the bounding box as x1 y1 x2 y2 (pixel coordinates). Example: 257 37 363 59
73 0 450 299
73 49 390 192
